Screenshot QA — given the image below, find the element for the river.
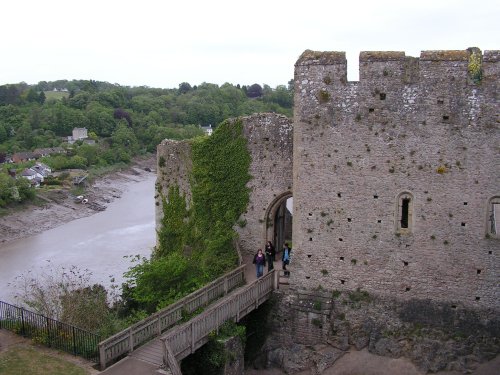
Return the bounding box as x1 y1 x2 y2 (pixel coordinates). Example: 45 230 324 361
0 173 156 303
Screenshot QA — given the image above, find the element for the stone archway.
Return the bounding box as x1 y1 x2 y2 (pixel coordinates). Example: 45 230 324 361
264 192 293 255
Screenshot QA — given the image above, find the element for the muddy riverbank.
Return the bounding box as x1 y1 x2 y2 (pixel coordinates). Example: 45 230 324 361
0 156 157 245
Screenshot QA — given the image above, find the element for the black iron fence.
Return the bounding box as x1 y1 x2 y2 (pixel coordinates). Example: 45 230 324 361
0 300 100 363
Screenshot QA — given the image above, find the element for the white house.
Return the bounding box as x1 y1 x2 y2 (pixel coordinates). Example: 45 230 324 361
67 127 89 144
31 162 52 177
20 163 52 186
201 124 213 136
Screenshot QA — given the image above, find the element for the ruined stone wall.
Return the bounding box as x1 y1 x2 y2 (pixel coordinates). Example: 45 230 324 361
155 139 193 235
155 114 293 258
236 114 293 257
291 49 499 309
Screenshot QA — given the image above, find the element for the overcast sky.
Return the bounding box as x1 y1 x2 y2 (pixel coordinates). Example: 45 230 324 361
2 0 498 89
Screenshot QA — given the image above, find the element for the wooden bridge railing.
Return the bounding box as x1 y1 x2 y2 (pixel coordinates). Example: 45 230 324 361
161 270 276 368
98 264 246 369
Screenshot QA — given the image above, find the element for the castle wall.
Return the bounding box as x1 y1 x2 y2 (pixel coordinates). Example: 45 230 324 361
155 139 194 234
156 114 293 258
292 49 499 309
236 114 293 258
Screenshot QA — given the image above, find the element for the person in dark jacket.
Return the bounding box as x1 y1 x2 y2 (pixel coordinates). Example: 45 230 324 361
282 242 291 276
253 248 266 278
264 241 275 271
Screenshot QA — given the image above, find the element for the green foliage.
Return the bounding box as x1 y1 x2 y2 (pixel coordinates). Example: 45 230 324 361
467 47 483 84
190 119 251 278
0 172 35 207
348 288 371 307
181 321 246 375
11 264 112 333
145 120 251 309
1 80 292 174
318 89 331 103
156 186 189 258
124 253 202 313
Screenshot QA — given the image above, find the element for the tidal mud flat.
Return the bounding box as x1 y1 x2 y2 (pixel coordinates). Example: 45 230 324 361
0 156 156 246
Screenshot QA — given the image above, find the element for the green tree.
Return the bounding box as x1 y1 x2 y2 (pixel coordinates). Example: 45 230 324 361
246 83 263 98
38 91 46 104
0 123 7 142
124 253 201 312
111 121 139 152
25 88 39 103
86 102 116 136
76 144 99 166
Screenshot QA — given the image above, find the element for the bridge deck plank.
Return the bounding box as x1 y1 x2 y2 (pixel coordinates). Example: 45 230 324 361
130 339 163 365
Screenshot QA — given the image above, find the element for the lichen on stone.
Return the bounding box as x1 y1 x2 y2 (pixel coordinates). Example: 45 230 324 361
467 47 483 84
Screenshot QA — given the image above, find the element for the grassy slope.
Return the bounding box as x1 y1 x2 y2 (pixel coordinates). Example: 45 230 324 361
0 346 90 375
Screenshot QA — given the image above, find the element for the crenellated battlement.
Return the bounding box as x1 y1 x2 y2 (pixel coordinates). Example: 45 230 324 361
294 47 498 130
296 48 499 86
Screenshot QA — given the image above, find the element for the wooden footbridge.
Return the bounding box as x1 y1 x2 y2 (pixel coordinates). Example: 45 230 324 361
99 265 278 374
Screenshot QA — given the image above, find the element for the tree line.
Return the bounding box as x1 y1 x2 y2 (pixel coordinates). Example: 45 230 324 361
0 79 293 156
0 79 293 207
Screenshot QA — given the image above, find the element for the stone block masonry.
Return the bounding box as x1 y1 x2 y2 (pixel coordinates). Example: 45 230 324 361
292 48 499 310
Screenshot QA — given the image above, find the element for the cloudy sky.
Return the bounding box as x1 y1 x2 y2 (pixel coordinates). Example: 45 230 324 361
2 0 498 89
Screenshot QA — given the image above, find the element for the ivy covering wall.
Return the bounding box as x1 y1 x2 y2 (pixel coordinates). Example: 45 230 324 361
125 119 251 312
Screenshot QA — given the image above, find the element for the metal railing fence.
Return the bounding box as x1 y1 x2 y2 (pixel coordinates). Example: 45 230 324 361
0 300 100 362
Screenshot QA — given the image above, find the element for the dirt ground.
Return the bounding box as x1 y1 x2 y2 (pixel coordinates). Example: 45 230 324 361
245 348 500 375
0 155 156 246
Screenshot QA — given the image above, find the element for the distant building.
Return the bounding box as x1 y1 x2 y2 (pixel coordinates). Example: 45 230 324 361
12 152 37 163
31 162 52 177
33 147 65 158
67 127 88 144
201 124 213 136
20 162 52 186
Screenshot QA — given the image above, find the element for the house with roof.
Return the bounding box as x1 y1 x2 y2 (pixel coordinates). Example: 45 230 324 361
21 168 42 186
67 127 89 144
12 152 37 163
31 162 52 178
20 162 52 187
201 124 213 136
33 147 65 158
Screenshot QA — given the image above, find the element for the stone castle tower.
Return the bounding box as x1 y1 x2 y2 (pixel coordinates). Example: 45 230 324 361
156 48 499 372
291 49 499 308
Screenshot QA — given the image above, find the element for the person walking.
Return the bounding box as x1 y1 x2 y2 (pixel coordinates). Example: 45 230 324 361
265 241 275 272
282 242 291 276
253 248 266 278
